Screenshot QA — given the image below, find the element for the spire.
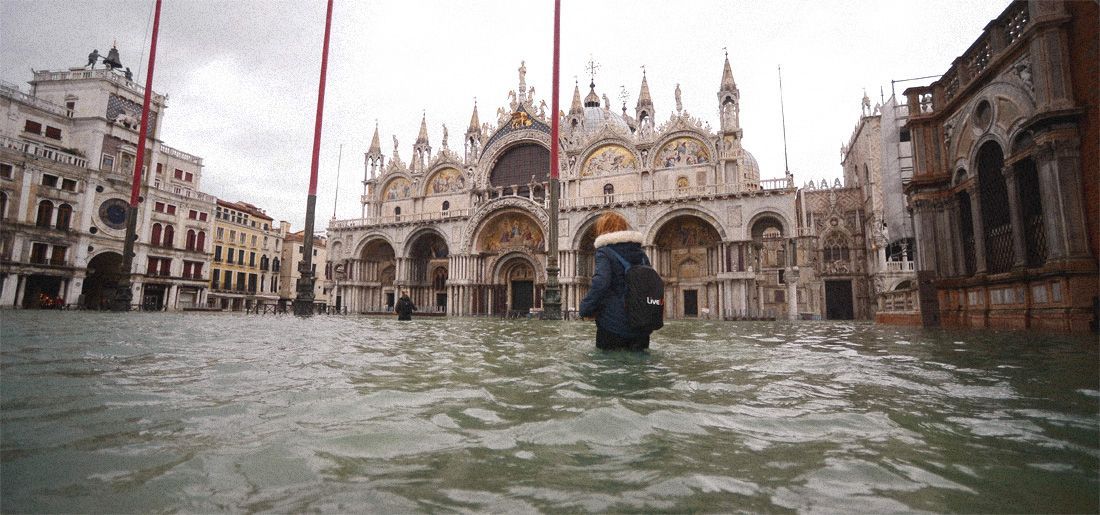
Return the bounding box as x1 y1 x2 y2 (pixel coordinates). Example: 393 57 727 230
468 99 480 131
635 68 654 126
368 123 381 155
569 80 583 115
416 112 429 144
720 51 737 92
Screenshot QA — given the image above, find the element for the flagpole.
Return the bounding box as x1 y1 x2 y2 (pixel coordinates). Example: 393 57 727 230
542 0 563 320
112 0 162 311
293 0 334 316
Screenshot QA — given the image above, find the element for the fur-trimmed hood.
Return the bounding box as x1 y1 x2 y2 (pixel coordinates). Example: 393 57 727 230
594 230 644 249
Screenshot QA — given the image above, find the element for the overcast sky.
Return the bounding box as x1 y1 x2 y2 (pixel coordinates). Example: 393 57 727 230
1 0 1008 231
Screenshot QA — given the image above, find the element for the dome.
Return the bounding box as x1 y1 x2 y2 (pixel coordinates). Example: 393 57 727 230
580 105 630 134
742 149 761 180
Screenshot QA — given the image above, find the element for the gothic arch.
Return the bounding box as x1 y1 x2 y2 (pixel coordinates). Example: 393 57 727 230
422 165 469 197
746 209 791 238
488 249 544 285
403 226 451 257
577 140 641 178
353 232 397 258
951 81 1034 165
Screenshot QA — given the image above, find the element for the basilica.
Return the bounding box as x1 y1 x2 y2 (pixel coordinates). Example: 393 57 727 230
326 56 894 321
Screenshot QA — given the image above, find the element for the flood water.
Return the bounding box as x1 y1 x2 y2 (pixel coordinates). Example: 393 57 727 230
1 312 1097 513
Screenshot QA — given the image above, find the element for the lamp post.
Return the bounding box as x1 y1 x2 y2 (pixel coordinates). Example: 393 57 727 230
111 0 162 312
293 0 334 317
542 0 563 320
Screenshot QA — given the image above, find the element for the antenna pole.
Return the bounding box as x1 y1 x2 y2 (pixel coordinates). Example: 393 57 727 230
332 143 343 218
778 65 790 175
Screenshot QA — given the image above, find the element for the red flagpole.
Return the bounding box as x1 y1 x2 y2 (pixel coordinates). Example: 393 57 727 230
550 0 560 180
543 0 563 318
293 0 334 316
130 0 162 206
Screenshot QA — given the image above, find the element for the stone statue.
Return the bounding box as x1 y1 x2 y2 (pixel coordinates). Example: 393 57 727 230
87 49 99 68
675 83 682 112
124 67 133 81
392 135 399 155
518 60 526 85
441 124 449 148
538 99 547 118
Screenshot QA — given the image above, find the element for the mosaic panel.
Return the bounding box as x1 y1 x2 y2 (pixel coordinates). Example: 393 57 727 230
655 137 709 168
581 145 637 177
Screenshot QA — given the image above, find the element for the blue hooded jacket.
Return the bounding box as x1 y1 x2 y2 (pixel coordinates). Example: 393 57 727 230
579 230 651 338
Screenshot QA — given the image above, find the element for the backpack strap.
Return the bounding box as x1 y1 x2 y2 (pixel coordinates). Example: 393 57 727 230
604 247 632 272
605 247 652 270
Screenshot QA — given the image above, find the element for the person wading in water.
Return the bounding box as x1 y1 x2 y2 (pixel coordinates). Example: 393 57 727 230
394 291 417 321
579 212 664 351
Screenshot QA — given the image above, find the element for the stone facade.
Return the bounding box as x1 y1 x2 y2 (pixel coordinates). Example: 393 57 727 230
327 57 888 321
279 230 332 310
1 56 216 310
903 1 1098 332
208 200 287 311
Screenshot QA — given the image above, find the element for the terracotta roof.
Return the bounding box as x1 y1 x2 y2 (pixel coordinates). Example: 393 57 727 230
216 198 273 221
286 230 326 247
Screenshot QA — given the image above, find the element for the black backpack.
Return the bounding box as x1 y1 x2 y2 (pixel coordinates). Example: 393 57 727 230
605 247 664 332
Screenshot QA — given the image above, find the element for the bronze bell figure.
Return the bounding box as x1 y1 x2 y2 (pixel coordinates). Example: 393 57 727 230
103 45 122 70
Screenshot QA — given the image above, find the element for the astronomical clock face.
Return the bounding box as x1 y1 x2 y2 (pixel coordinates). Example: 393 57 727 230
98 198 129 230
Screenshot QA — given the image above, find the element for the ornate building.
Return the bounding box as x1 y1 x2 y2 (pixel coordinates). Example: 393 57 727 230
208 200 286 311
328 56 867 320
1 48 216 310
903 1 1098 332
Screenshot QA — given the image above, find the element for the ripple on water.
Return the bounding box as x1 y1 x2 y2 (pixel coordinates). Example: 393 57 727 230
0 312 1096 513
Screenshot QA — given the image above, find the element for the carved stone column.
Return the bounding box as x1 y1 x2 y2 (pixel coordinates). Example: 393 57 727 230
1002 167 1028 268
1035 138 1090 261
966 186 987 274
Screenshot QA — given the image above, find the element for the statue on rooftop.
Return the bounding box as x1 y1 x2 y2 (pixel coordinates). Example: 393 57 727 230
87 49 99 68
675 83 683 112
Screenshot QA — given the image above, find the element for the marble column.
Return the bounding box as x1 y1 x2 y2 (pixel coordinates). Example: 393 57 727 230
1002 168 1028 268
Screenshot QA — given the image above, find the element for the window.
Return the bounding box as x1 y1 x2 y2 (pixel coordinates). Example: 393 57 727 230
216 227 224 240
442 200 450 212
196 231 206 252
238 249 244 263
251 235 257 247
226 247 234 264
101 154 115 170
174 169 183 179
61 178 77 192
186 229 197 251
260 255 269 271
41 174 59 187
55 203 72 230
155 201 165 213
151 223 162 245
45 126 62 140
36 200 53 227
156 163 163 175
50 245 67 266
24 120 42 134
0 163 12 179
249 252 256 267
272 257 280 272
248 274 257 292
163 225 174 248
223 271 232 289
30 242 49 264
184 260 203 279
229 230 236 241
189 209 198 220
199 212 208 222
823 234 849 262
236 272 246 292
238 233 244 244
184 172 193 182
214 245 222 262
166 205 176 215
212 269 220 286
604 183 614 195
0 192 6 220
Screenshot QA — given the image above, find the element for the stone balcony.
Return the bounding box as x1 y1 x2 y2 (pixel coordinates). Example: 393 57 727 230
0 135 88 168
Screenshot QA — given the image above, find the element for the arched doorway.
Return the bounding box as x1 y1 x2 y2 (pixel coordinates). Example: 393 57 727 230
749 214 787 318
407 230 448 312
653 214 722 318
976 141 1012 273
82 252 123 310
358 239 396 312
475 210 545 316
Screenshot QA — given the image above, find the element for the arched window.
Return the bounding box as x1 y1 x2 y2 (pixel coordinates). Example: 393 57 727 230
976 141 1012 273
196 231 206 252
272 257 281 272
55 203 73 230
186 229 196 250
36 200 53 227
442 200 450 212
150 223 162 246
823 233 850 262
163 225 175 248
604 183 614 194
394 206 401 221
1016 159 1046 267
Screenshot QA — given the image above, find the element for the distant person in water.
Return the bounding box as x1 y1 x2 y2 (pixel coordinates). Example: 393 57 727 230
579 211 663 351
394 291 417 321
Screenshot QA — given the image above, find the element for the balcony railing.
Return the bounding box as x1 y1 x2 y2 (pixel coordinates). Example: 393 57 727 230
31 69 166 104
561 180 793 210
879 288 918 312
906 1 1030 115
1 135 88 168
330 208 471 229
161 144 203 165
0 80 71 117
885 260 916 272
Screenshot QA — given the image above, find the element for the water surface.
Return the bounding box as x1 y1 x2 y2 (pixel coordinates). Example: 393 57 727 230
2 312 1097 513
